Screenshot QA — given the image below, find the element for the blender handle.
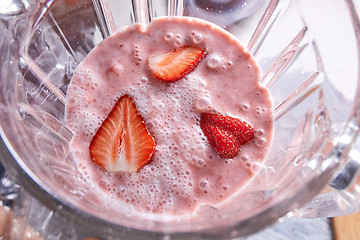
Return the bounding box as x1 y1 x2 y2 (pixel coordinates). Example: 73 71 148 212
294 120 360 218
330 118 360 191
329 0 360 190
297 0 360 216
327 0 360 193
323 0 360 212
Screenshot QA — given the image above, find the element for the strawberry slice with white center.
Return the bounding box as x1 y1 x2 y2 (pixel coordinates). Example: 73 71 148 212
89 95 156 173
148 46 206 82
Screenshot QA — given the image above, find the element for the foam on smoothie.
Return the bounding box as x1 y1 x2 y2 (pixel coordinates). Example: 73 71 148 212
65 16 274 218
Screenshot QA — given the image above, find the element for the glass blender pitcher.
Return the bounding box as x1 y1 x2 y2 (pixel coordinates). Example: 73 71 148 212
1 0 360 239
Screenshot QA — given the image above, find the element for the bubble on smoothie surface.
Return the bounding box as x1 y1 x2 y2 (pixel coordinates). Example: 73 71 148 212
206 54 231 72
255 137 267 147
254 129 264 137
241 154 249 162
190 31 203 44
174 39 182 47
164 32 174 41
241 103 250 111
206 54 223 69
195 97 211 110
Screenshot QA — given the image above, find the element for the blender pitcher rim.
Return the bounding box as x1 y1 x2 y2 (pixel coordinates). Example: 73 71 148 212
1 0 360 238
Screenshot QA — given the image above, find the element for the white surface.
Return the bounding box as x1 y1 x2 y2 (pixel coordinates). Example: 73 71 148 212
245 217 332 240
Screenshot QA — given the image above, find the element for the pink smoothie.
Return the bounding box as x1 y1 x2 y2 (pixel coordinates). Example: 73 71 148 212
65 16 274 219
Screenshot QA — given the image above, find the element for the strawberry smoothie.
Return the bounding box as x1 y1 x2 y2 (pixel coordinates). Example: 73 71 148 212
65 16 274 219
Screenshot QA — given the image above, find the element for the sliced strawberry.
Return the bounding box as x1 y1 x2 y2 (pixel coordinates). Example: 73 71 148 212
89 95 156 173
200 113 254 158
148 46 206 82
201 123 240 158
200 113 254 144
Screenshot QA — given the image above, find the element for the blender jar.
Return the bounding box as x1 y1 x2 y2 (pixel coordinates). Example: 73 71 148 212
1 0 360 239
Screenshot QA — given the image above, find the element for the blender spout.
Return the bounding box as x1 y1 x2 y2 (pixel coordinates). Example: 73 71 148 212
328 0 360 191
